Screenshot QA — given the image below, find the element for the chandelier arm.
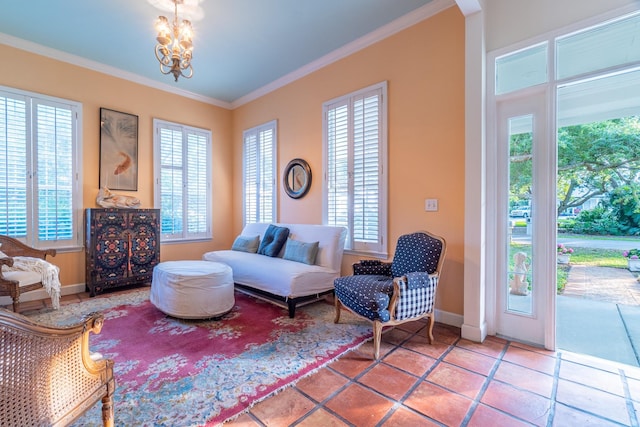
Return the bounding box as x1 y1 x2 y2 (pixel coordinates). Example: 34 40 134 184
154 45 172 66
181 65 193 79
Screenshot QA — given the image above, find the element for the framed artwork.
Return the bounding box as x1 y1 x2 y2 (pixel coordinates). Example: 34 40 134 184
99 108 138 191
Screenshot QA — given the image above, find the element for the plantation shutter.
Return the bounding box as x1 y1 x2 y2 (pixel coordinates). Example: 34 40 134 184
34 101 75 241
159 126 183 237
186 130 209 237
244 132 258 223
155 119 211 241
353 93 381 245
0 88 81 249
243 120 276 225
325 102 350 237
0 94 28 237
323 82 387 255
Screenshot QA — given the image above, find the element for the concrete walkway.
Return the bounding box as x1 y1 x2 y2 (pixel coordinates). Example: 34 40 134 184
558 265 640 366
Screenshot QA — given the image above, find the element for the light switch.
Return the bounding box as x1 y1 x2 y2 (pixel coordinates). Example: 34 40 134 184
425 198 438 212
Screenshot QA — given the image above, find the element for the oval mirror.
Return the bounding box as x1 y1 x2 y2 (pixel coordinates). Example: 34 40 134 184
283 158 311 199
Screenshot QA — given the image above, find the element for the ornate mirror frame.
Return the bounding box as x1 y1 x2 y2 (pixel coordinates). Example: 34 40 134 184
283 158 312 199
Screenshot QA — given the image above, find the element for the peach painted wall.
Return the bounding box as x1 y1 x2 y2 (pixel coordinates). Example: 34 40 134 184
0 44 234 291
232 7 466 315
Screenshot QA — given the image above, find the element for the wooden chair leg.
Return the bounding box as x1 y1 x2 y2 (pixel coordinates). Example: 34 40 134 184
426 313 434 344
334 297 342 323
373 321 383 360
101 394 114 427
12 296 19 312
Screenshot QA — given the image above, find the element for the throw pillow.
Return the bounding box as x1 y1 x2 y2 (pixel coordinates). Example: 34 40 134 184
257 225 290 257
283 238 319 265
231 235 260 253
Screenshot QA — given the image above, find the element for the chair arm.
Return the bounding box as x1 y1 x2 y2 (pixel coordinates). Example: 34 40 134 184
389 272 439 320
352 260 392 276
0 256 14 282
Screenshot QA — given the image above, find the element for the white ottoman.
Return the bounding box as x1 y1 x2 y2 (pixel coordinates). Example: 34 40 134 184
150 260 234 319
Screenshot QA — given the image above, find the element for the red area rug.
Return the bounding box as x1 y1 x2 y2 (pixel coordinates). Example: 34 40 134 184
30 288 372 426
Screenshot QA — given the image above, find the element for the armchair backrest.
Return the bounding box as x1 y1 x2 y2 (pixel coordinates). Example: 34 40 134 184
390 231 446 278
0 308 114 426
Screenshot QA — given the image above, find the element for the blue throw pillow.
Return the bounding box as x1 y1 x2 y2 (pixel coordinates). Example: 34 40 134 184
257 225 290 257
231 235 260 253
283 238 319 265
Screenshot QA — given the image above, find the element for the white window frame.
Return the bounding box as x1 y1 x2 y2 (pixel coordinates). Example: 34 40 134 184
242 120 277 225
153 118 212 243
0 85 83 250
322 81 388 257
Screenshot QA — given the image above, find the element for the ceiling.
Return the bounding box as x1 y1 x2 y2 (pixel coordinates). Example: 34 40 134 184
0 0 465 108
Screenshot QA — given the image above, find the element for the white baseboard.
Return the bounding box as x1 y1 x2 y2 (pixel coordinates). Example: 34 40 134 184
461 322 488 343
0 283 86 306
435 308 464 328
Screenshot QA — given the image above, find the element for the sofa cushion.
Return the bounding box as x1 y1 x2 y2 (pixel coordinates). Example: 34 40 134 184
283 238 319 265
258 225 290 257
231 235 260 253
202 250 337 298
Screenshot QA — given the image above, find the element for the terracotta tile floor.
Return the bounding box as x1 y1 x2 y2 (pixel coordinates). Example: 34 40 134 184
8 293 640 426
226 323 640 427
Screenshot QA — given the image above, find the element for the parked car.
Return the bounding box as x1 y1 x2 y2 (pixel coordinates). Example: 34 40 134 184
510 208 531 218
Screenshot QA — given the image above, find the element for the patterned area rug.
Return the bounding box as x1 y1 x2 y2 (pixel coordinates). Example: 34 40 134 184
30 288 372 426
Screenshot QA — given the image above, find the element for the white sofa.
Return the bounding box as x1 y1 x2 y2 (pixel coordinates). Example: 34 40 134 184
202 223 347 317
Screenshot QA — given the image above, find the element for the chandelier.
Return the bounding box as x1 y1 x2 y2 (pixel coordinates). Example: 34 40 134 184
154 0 193 81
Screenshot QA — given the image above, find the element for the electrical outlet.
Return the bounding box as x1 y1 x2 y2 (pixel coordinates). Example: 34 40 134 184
425 199 438 212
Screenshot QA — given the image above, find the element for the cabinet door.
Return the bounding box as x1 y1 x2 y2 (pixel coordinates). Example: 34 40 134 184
127 210 159 276
92 210 129 282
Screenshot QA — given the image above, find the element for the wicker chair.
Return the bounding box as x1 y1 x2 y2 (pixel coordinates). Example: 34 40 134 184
0 235 57 312
334 231 446 359
0 308 115 426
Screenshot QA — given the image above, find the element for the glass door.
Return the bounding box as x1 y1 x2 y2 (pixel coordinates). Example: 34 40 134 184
496 91 555 347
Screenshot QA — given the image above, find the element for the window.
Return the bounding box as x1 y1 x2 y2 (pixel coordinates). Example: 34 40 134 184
323 81 388 256
0 86 82 250
153 119 212 242
243 120 276 225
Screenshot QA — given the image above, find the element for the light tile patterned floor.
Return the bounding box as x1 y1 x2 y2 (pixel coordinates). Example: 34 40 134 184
7 292 640 426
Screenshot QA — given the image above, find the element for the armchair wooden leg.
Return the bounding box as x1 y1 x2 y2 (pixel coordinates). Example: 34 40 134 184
373 321 383 360
334 297 342 323
426 313 434 344
12 297 19 312
101 394 114 427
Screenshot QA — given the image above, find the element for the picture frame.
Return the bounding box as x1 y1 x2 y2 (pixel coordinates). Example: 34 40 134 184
99 108 139 191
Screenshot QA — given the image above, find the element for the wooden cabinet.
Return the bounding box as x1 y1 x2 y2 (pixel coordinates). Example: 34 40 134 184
85 208 160 296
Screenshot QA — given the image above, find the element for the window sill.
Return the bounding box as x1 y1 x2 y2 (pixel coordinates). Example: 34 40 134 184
344 249 388 260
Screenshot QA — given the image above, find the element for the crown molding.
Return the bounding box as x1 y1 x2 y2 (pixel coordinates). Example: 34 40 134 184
455 0 482 17
1 0 457 111
231 0 456 108
0 32 232 109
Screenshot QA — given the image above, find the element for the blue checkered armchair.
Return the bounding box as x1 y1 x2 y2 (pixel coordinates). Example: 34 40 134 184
334 231 446 359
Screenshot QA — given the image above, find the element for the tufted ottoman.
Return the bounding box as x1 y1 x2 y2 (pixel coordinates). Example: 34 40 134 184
150 260 234 319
